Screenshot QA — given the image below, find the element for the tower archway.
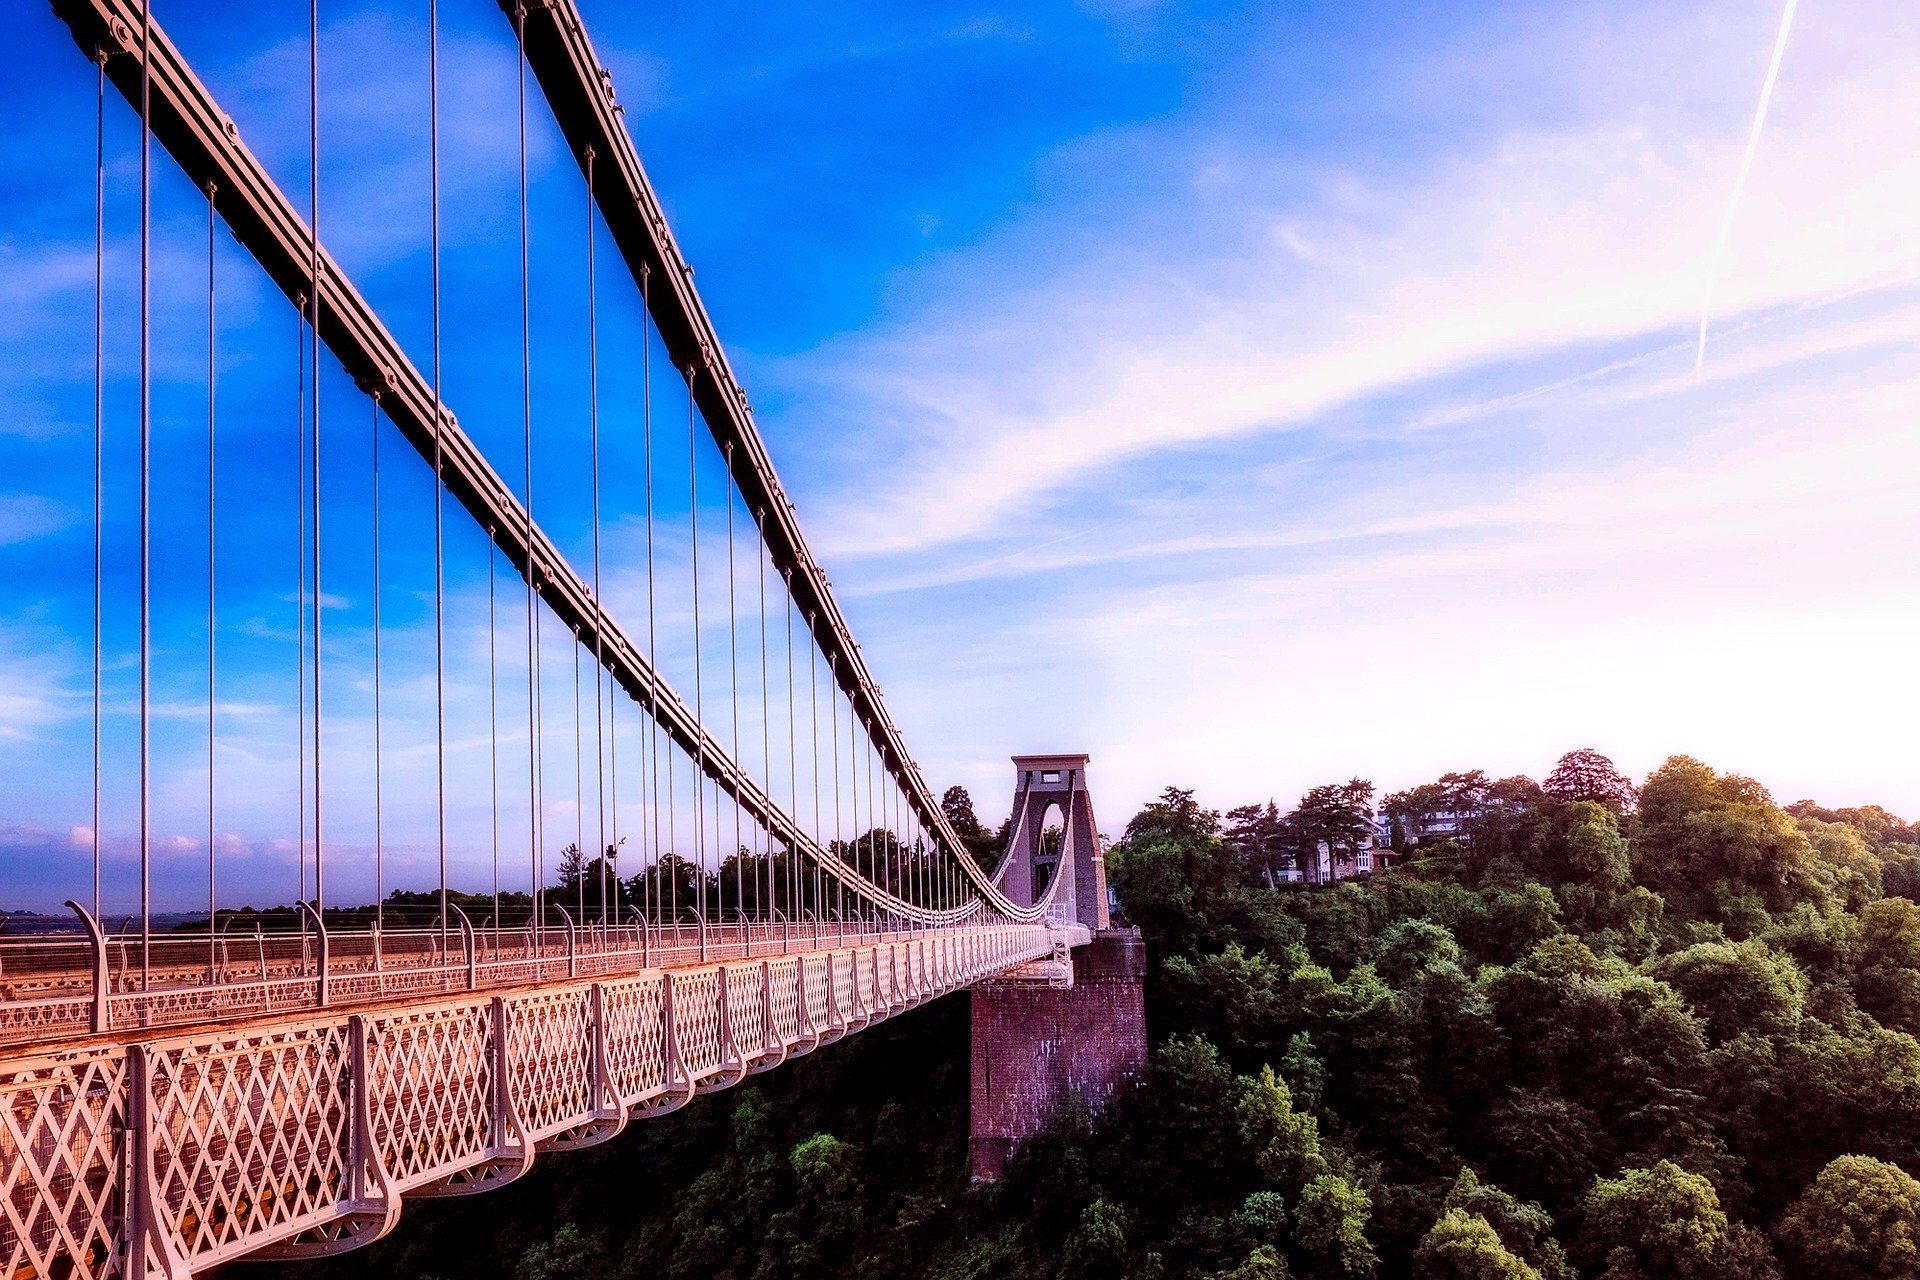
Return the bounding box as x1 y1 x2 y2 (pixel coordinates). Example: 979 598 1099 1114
1000 754 1108 929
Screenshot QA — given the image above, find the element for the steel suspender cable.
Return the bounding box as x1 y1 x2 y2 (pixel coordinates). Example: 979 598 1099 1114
774 563 785 921
829 653 841 930
641 263 658 933
807 612 820 926
573 628 583 926
371 394 383 936
515 1 542 943
585 144 606 929
868 736 879 915
489 528 500 935
783 569 796 923
725 444 741 929
757 514 772 926
687 370 705 920
310 0 324 918
206 178 218 982
91 48 104 923
430 0 448 942
296 293 307 911
138 0 151 991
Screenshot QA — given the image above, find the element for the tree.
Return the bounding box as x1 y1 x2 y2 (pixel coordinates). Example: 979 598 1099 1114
1382 782 1452 849
1579 1161 1779 1280
1376 918 1464 986
941 785 1000 865
1774 1156 1920 1280
516 1223 608 1280
1437 1169 1572 1280
1543 749 1636 810
1441 771 1494 823
1227 802 1290 884
1236 1065 1326 1192
1856 898 1920 1034
1634 757 1819 918
1060 1196 1130 1280
1127 786 1221 843
1285 779 1376 882
1414 1210 1542 1280
1296 1174 1378 1277
1654 940 1807 1043
774 1133 865 1280
554 842 588 892
1217 1245 1292 1280
1565 802 1630 894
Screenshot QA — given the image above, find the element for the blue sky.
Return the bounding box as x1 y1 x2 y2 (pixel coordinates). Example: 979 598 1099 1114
2 0 1918 911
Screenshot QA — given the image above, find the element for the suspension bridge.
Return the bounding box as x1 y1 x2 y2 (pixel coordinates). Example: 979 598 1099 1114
0 1 1144 1276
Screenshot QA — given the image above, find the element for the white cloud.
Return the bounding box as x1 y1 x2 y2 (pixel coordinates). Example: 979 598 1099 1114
781 0 1920 561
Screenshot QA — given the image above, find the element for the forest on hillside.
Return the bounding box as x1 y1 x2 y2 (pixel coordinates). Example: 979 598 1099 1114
256 752 1920 1280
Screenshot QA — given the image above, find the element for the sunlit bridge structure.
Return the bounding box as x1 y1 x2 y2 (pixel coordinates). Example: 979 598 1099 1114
0 1 1143 1276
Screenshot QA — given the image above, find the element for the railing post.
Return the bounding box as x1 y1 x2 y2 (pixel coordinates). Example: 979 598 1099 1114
452 904 478 990
823 950 838 1032
126 1042 190 1280
346 1014 371 1203
660 970 675 1080
298 900 330 1007
795 955 811 1041
490 994 510 1153
255 923 271 1012
589 983 612 1117
761 960 775 1056
557 904 578 978
629 905 650 966
65 899 109 1034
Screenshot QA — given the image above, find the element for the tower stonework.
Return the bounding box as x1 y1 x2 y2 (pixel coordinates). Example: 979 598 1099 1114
998 753 1110 928
969 754 1147 1181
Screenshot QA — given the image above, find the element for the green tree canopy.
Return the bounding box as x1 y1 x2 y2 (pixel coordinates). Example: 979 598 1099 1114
1579 1161 1779 1280
1414 1209 1542 1280
1774 1155 1920 1280
1295 1174 1378 1277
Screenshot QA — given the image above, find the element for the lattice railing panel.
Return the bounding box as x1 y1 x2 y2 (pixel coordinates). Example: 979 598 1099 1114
0 1046 126 1280
368 1001 494 1189
146 1025 350 1266
726 966 763 1056
833 956 856 1025
803 956 830 1032
603 975 667 1103
855 952 876 1019
768 960 800 1044
506 991 592 1139
0 998 92 1047
676 971 722 1077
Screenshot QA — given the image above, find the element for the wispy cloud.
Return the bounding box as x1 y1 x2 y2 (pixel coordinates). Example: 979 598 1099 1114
781 0 1920 563
1697 0 1801 373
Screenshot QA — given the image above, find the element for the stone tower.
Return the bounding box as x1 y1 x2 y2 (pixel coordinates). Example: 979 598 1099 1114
999 753 1110 928
969 754 1145 1180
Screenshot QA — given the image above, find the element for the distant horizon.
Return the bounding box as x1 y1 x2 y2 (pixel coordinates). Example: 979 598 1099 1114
1 744 1900 917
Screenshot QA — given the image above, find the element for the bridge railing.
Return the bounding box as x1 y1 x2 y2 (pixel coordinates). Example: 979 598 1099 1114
0 921 1060 1280
0 912 1009 1050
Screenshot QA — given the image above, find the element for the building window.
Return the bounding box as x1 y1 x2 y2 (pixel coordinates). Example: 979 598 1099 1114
1040 770 1062 783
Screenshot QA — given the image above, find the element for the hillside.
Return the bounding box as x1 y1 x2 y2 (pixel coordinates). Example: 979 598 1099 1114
254 752 1920 1280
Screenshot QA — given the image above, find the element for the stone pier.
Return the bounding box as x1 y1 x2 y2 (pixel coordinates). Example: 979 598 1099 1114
969 929 1147 1180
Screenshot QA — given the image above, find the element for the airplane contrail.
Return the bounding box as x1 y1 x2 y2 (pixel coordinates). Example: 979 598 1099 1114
1696 0 1801 377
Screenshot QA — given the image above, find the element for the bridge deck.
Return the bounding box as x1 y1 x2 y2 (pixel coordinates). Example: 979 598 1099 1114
0 921 1059 1280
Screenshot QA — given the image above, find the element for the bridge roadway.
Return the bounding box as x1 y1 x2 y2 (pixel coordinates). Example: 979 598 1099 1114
0 918 1073 1280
